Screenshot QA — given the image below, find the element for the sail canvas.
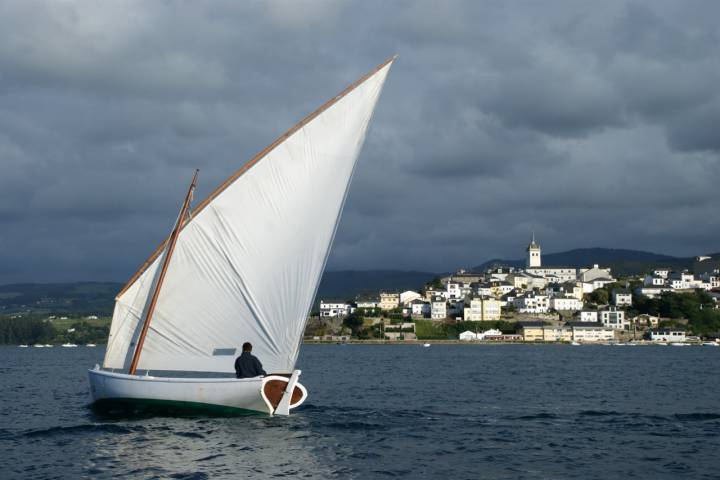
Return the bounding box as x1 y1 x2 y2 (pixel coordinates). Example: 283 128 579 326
103 58 394 374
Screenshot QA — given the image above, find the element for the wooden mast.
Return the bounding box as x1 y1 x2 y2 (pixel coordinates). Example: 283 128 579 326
128 169 199 375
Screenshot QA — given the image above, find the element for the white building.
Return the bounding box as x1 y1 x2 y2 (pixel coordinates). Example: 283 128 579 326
479 328 503 339
400 290 422 305
699 273 720 289
410 300 431 318
635 286 671 298
446 282 462 299
464 297 502 321
319 301 350 317
669 272 696 290
579 310 598 322
644 275 666 287
431 296 447 319
549 296 584 311
579 264 614 283
599 306 628 330
650 330 687 342
513 293 549 313
526 233 541 268
567 322 616 343
379 292 400 310
459 330 478 341
612 290 632 307
356 299 379 309
653 269 670 278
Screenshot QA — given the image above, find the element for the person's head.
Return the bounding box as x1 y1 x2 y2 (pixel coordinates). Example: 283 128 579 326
242 342 252 352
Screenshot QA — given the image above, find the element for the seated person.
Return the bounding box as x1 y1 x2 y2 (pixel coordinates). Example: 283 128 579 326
234 342 267 379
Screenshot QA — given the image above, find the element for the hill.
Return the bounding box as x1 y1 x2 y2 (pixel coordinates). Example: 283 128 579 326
0 270 438 316
316 270 437 300
473 248 694 276
0 282 122 316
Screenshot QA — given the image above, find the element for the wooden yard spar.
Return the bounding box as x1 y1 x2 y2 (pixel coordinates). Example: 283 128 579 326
128 169 199 375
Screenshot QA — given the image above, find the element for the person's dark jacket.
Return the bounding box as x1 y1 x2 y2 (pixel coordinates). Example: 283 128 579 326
234 351 267 379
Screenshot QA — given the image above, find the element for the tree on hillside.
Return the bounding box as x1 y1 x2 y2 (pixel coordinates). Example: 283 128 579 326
343 312 364 335
587 289 609 305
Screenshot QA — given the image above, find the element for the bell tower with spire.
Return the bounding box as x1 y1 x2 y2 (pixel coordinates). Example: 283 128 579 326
526 232 541 268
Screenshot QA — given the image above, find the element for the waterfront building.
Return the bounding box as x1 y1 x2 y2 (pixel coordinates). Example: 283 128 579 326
612 289 632 307
543 326 573 342
480 328 503 339
517 321 545 341
650 330 687 342
379 292 400 310
459 330 478 341
565 321 615 343
599 306 628 330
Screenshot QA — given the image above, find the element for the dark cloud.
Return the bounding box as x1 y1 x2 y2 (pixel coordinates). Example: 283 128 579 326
0 0 719 283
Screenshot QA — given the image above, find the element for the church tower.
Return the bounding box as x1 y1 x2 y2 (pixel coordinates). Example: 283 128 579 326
526 232 541 268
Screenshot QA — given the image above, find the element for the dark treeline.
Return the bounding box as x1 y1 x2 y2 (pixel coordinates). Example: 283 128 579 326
632 290 720 336
0 317 55 344
0 317 109 344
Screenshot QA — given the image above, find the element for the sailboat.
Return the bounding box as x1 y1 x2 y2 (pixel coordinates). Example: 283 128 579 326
88 56 396 416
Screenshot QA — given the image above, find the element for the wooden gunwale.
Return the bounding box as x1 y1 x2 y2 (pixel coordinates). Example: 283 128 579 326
116 54 397 300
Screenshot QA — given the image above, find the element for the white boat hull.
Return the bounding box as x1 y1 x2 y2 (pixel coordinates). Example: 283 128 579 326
88 368 307 416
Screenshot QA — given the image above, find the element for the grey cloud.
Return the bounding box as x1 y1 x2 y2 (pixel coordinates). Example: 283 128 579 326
1 0 720 283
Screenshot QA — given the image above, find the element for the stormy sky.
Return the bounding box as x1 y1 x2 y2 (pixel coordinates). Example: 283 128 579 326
1 0 719 283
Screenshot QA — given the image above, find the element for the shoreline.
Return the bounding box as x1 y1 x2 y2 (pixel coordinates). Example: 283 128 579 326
302 339 687 346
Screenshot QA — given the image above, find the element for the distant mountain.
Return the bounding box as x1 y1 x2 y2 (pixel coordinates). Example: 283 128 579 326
0 270 438 316
0 282 122 316
316 270 437 300
473 248 694 276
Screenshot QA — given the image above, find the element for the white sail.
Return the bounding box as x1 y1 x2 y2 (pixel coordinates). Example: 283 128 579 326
103 58 394 374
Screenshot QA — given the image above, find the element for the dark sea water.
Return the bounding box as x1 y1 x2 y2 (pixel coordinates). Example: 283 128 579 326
1 344 719 479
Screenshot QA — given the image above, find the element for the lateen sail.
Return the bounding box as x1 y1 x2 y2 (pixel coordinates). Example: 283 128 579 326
103 58 395 374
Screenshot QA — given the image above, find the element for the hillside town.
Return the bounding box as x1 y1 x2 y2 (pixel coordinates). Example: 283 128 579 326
311 235 720 344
